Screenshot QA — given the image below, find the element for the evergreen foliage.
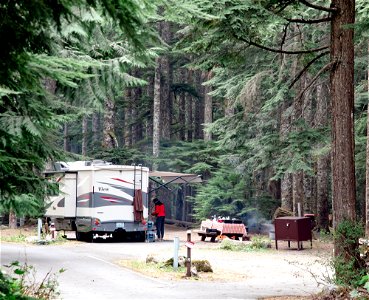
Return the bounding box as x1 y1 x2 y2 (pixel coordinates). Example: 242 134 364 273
0 0 160 217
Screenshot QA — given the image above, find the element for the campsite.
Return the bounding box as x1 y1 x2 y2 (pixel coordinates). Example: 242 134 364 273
2 0 369 299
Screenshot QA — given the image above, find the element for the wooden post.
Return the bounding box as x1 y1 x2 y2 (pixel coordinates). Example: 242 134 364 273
186 230 191 277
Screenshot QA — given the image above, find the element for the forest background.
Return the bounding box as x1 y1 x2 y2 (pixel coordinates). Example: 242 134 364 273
1 0 369 283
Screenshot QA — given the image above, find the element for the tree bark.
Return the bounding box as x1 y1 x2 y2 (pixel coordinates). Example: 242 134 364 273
146 73 154 139
203 71 213 141
92 113 100 151
330 0 356 228
131 70 141 145
160 21 172 140
124 88 132 147
280 104 293 211
9 209 17 229
194 70 204 139
225 98 235 117
103 98 117 149
302 73 316 214
366 40 369 236
315 81 330 232
186 69 193 141
292 80 304 216
153 57 161 160
82 115 88 156
179 68 186 141
63 123 69 152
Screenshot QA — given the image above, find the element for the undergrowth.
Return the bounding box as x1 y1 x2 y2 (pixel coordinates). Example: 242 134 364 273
0 261 65 299
219 235 270 252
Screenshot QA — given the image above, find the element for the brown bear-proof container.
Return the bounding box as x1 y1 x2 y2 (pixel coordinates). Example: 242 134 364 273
274 217 312 250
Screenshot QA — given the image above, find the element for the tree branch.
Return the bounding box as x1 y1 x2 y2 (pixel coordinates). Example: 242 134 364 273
280 23 290 51
294 60 336 101
298 0 337 13
286 16 332 24
288 51 330 89
237 35 329 55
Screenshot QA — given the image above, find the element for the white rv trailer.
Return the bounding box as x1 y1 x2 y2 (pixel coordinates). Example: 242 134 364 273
44 161 149 241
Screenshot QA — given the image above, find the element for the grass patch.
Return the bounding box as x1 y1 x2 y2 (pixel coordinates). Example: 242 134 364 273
219 235 271 252
0 233 28 243
118 259 248 282
118 259 187 280
0 228 69 245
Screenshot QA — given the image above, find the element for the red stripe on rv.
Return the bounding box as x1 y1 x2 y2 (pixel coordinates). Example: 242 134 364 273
100 196 120 202
112 178 133 184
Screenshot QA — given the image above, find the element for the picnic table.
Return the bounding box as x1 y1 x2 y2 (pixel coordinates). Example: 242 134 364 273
197 220 247 242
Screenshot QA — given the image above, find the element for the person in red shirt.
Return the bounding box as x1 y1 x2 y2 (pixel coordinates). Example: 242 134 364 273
152 198 166 241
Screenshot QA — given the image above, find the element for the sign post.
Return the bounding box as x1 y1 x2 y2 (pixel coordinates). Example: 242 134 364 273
173 237 179 269
37 218 42 240
186 230 192 277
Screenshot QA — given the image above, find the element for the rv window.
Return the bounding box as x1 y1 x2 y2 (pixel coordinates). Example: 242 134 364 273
47 182 59 196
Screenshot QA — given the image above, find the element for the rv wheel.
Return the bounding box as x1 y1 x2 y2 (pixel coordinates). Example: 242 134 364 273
76 231 93 242
84 232 93 243
136 231 146 242
76 231 84 241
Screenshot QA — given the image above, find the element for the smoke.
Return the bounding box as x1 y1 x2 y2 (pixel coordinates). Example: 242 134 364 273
243 210 273 234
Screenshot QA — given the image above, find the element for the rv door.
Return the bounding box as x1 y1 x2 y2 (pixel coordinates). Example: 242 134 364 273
64 173 77 217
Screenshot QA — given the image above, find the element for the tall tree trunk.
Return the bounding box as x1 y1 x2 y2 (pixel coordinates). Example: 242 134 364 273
82 116 88 156
103 98 116 149
290 28 304 216
280 105 293 211
63 123 69 152
92 113 100 151
131 70 140 145
366 40 369 236
292 171 304 216
185 69 193 141
225 98 234 117
194 70 204 140
124 88 132 147
302 74 315 214
115 98 125 148
292 74 304 216
179 68 186 141
153 57 161 161
146 73 154 139
315 81 330 232
160 21 172 140
330 0 356 229
203 71 213 141
9 209 17 229
279 51 293 211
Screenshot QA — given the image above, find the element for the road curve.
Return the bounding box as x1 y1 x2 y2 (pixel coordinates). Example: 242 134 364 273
1 242 321 299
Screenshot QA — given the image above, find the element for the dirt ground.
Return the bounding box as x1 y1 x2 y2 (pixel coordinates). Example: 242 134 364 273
1 223 334 299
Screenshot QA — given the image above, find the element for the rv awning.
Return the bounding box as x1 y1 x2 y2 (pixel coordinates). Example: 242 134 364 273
149 171 202 184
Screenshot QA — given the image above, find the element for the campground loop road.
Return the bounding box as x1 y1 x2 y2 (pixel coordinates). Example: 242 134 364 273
0 238 327 299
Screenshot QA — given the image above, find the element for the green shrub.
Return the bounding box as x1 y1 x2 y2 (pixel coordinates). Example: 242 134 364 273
0 261 64 299
334 220 366 287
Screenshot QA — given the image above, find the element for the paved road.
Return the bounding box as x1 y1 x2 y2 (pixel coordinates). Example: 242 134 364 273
1 240 322 299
